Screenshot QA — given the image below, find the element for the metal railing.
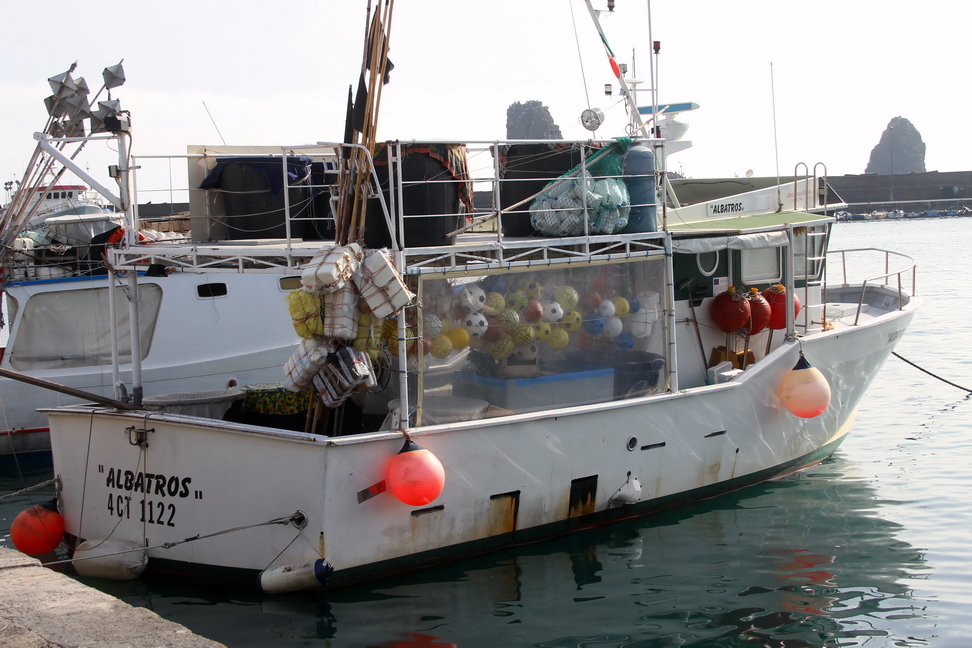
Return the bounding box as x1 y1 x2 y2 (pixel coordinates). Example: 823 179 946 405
825 248 917 325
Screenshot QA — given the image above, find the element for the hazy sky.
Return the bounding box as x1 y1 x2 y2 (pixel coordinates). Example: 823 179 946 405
2 0 968 200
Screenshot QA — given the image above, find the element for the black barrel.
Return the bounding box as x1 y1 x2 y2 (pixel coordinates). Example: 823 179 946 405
199 156 312 240
365 148 462 249
499 143 584 237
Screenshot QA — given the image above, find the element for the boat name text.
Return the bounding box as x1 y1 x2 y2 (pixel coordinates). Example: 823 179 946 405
105 467 192 498
710 202 744 215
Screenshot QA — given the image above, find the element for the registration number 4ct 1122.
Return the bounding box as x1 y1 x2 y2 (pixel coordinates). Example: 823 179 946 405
107 494 177 527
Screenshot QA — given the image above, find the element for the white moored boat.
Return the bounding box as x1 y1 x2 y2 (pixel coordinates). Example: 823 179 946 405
0 64 314 456
27 2 920 593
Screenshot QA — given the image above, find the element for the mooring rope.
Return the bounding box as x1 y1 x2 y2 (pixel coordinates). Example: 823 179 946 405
893 352 972 394
0 511 306 572
0 478 57 502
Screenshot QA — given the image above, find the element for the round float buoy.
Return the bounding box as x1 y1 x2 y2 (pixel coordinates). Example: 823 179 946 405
744 288 772 335
762 284 802 330
710 286 751 333
386 440 446 506
11 502 64 555
779 352 832 418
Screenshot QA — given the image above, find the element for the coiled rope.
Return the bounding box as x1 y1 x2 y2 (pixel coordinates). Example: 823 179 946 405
893 352 972 394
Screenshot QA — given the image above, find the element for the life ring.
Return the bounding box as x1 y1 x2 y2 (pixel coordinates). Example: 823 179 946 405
105 228 148 244
106 227 125 244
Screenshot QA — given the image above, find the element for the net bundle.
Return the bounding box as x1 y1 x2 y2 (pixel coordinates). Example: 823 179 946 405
530 138 632 236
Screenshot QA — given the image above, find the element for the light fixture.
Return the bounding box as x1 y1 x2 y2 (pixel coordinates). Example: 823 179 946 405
103 62 126 90
604 83 613 96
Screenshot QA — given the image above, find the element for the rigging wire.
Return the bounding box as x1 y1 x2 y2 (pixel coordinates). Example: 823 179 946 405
569 0 592 110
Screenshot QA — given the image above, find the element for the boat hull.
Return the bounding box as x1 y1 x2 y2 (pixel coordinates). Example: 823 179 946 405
46 298 915 589
2 272 300 456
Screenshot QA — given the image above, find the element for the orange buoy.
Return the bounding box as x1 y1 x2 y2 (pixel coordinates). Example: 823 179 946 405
709 286 751 333
762 284 802 330
744 288 772 335
779 352 832 418
10 502 65 555
386 440 445 506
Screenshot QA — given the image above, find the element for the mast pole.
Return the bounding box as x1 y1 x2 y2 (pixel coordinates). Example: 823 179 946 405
582 0 649 138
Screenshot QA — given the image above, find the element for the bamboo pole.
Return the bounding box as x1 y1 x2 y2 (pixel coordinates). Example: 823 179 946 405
0 367 139 410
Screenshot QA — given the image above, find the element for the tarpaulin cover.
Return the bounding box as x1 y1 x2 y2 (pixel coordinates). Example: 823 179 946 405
199 156 313 197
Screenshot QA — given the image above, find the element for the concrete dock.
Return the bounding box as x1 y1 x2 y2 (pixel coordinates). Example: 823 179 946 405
0 547 224 647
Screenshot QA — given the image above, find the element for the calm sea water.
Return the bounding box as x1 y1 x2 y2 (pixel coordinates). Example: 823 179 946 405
2 218 970 647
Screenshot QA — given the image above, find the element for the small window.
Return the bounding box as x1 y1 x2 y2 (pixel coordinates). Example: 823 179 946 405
279 276 302 291
741 247 782 284
197 283 228 298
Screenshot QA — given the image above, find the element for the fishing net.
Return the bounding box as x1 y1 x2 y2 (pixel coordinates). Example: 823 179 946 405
530 138 632 236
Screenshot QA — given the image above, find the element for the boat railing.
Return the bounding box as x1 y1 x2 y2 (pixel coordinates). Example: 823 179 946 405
825 247 917 325
108 138 666 274
792 162 831 212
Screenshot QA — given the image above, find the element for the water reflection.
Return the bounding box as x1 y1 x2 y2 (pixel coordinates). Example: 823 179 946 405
65 454 927 647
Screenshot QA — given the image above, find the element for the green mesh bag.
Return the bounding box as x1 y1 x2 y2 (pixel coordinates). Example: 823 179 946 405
530 138 632 236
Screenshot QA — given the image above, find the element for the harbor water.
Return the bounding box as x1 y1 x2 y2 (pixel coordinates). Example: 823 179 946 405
2 218 970 647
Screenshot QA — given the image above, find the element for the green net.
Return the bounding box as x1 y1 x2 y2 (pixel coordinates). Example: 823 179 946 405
530 138 633 236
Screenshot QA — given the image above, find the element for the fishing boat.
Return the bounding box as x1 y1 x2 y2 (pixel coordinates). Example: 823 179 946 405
0 64 308 456
20 2 919 593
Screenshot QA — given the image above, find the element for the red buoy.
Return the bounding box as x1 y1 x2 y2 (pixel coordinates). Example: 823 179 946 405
779 352 831 418
744 288 772 335
710 287 751 333
10 502 65 555
762 284 802 330
386 440 445 506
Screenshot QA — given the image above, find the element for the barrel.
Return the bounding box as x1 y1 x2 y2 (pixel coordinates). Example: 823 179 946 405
500 144 584 237
619 145 657 233
365 148 462 249
200 156 312 240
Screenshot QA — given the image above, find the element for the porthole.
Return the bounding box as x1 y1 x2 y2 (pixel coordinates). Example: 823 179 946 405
697 250 719 277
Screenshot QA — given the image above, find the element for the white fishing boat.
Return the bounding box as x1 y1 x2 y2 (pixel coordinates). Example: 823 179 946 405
19 2 919 593
0 64 314 456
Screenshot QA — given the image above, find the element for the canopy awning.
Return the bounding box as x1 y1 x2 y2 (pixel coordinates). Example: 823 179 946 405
668 211 832 253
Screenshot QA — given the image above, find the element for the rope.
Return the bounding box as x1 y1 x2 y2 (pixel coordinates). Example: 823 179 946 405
0 478 57 502
0 512 307 571
893 352 972 394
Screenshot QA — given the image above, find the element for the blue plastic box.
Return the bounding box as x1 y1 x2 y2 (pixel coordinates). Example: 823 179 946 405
452 363 614 413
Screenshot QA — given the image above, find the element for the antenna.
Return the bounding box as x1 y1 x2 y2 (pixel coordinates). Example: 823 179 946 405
203 102 227 146
770 62 782 212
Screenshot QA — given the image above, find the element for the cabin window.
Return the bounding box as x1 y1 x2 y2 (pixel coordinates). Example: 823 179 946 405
390 255 669 428
740 247 782 284
197 283 227 298
9 285 162 370
4 295 19 340
792 226 826 279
